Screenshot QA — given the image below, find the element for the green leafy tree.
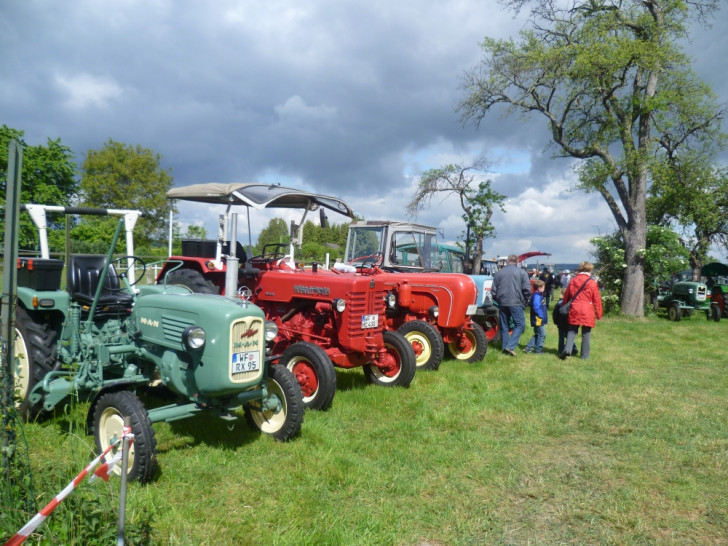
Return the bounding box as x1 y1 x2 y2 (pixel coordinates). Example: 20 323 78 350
185 224 207 239
591 226 689 314
407 158 505 274
648 157 728 279
78 139 174 249
459 0 724 317
256 218 290 254
0 125 78 250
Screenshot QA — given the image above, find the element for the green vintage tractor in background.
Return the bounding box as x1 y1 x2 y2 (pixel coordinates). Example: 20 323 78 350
11 205 304 482
653 269 719 322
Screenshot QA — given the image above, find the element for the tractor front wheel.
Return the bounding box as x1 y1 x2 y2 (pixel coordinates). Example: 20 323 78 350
93 390 158 483
667 303 682 322
13 307 58 420
279 342 336 411
245 365 304 441
446 323 488 363
709 303 721 322
398 320 444 371
363 331 416 387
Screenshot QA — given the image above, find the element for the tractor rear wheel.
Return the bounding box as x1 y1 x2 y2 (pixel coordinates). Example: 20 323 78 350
446 323 488 363
279 342 336 410
93 390 158 483
13 307 58 420
244 365 304 441
398 320 444 371
166 268 218 294
667 303 682 322
363 331 416 387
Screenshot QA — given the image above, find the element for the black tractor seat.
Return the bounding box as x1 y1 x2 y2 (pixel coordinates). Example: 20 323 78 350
67 255 134 316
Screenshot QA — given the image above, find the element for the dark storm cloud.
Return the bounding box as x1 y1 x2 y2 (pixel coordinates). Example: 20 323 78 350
1 0 726 262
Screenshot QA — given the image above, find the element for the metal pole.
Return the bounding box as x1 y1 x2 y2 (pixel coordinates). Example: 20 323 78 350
117 417 130 546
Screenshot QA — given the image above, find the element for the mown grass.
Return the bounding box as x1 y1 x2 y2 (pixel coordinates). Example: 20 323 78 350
7 312 728 544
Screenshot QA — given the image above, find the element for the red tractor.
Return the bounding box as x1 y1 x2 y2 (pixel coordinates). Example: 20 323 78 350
158 183 416 411
342 221 488 369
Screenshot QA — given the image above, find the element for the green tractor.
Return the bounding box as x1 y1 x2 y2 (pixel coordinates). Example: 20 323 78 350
11 205 304 482
654 271 717 322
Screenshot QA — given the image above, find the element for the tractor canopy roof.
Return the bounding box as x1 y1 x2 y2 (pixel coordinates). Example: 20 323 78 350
167 182 355 219
702 262 728 277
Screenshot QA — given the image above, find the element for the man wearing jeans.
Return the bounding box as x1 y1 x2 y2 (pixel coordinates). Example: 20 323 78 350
491 254 532 356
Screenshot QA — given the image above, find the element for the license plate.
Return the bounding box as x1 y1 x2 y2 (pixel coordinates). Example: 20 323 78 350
361 314 379 329
231 351 261 373
466 304 477 315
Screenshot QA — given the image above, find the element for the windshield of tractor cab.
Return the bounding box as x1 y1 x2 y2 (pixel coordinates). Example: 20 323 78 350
346 226 384 263
391 231 438 268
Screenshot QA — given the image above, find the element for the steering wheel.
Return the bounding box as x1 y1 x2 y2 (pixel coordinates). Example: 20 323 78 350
349 252 384 274
249 242 289 267
110 255 146 288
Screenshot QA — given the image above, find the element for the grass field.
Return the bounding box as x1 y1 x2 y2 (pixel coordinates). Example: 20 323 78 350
7 311 728 545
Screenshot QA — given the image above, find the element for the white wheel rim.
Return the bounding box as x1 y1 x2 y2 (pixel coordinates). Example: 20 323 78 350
369 342 402 384
251 380 287 433
13 328 30 406
449 330 477 360
404 331 432 368
286 356 318 404
98 407 136 475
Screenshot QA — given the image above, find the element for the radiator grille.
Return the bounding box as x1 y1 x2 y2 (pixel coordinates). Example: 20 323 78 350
230 317 265 383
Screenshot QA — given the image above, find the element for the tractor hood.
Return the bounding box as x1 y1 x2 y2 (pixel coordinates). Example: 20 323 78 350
167 182 355 219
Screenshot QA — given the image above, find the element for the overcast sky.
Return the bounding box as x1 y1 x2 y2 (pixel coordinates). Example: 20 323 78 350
3 1 727 264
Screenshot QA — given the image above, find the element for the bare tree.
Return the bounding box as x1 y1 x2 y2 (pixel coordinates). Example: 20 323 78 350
408 158 505 274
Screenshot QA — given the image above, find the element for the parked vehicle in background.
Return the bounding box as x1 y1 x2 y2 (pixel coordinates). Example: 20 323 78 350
12 205 303 482
157 183 416 411
703 262 728 319
653 271 717 321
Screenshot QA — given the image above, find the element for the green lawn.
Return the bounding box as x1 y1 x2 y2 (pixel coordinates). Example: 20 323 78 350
6 313 728 544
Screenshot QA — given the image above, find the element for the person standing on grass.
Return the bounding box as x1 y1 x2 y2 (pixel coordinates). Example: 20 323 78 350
524 279 547 354
492 254 532 356
560 261 603 360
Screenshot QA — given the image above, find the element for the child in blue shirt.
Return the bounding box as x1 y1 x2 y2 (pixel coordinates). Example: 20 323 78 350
524 279 547 354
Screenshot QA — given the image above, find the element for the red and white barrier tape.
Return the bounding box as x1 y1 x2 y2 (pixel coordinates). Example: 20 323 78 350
4 427 134 546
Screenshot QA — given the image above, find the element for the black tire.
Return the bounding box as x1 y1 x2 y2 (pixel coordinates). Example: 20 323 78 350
244 365 304 441
710 303 721 322
93 390 157 483
446 323 488 363
363 331 416 387
668 303 682 322
165 268 219 294
279 342 336 411
398 320 445 371
13 307 58 420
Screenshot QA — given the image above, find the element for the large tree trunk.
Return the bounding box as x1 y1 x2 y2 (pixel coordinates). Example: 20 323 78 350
472 234 484 274
620 224 646 317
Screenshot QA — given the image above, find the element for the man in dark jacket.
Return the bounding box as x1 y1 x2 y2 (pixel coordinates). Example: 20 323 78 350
491 254 532 356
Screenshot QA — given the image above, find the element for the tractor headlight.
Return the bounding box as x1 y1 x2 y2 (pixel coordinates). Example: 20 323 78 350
333 298 347 313
264 321 279 342
385 292 397 309
428 305 439 319
182 326 206 350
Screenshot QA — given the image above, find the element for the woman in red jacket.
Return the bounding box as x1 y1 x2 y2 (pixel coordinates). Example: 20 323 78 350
560 261 603 360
